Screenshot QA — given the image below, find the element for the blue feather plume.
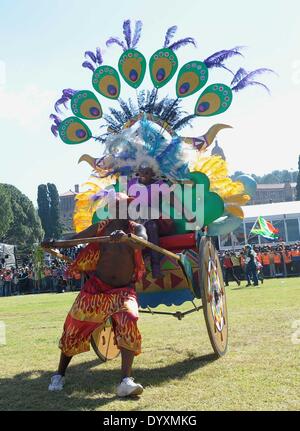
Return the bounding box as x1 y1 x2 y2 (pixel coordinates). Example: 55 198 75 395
231 67 248 86
164 25 177 48
84 51 97 63
82 61 95 72
106 37 127 51
156 136 182 174
132 20 143 48
62 88 77 98
168 37 196 51
54 89 77 113
123 19 132 49
96 47 103 65
50 114 61 137
231 68 275 93
204 46 244 72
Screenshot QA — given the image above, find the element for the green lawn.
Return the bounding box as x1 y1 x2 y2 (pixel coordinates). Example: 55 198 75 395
0 278 299 411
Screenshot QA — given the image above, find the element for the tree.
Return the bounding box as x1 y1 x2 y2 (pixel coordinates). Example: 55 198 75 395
231 171 245 181
47 183 63 239
0 184 13 240
231 169 297 185
296 156 300 201
1 184 44 247
37 184 51 239
37 183 63 240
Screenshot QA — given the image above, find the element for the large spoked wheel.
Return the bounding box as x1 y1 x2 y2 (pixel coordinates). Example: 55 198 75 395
198 236 228 357
91 318 120 362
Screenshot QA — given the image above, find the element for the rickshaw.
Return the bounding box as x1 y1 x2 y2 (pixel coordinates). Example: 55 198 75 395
44 228 228 363
46 19 270 366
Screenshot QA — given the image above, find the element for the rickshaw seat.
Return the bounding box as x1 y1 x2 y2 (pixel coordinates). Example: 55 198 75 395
159 233 196 252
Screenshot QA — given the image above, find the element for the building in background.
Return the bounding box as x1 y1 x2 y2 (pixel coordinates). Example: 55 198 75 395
251 183 296 204
59 185 79 233
211 140 297 204
211 140 226 160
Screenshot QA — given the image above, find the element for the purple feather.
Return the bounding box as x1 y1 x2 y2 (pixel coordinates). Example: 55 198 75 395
168 37 196 51
232 79 271 94
54 96 69 114
241 68 275 81
231 67 248 86
84 51 97 63
54 89 77 113
123 19 132 49
50 114 61 137
231 68 275 93
204 46 244 70
50 114 61 126
132 20 143 48
246 81 271 93
164 25 177 48
62 88 77 98
51 125 59 137
106 37 127 51
96 47 103 65
82 61 95 72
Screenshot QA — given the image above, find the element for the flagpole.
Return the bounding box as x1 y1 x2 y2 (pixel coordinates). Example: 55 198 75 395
247 217 259 243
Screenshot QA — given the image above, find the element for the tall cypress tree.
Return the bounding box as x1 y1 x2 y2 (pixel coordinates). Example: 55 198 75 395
296 155 300 201
47 183 62 239
0 184 13 240
37 184 51 239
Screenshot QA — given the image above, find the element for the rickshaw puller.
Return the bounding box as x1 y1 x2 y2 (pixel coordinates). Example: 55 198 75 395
45 195 147 397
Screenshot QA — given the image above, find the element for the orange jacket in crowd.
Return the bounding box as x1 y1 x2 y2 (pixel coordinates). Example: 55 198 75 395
274 253 281 264
262 253 270 265
284 251 292 264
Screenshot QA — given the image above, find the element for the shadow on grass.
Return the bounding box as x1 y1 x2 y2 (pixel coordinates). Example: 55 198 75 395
0 353 217 411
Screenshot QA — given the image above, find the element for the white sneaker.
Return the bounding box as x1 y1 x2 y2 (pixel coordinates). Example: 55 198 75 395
116 377 143 397
48 374 65 391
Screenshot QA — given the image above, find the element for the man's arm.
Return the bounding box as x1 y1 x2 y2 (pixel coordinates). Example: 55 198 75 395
109 223 147 249
41 223 100 249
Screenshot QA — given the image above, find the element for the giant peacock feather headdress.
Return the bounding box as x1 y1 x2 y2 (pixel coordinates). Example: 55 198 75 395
50 20 274 234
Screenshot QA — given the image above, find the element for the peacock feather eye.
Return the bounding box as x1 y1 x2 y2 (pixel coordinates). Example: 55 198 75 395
194 84 233 117
58 117 92 145
149 48 178 88
71 90 102 120
176 61 208 98
118 49 146 89
92 66 121 99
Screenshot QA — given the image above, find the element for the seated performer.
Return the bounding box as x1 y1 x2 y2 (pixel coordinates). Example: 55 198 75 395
128 163 175 278
44 193 147 397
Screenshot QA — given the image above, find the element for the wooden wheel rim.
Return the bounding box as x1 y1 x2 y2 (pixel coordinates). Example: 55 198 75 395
91 319 120 362
199 237 228 356
207 251 226 332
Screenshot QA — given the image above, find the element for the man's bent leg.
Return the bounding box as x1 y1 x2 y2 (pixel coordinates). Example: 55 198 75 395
58 352 72 376
120 347 135 379
112 306 143 397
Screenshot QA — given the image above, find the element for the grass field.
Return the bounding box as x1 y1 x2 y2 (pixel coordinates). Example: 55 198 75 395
0 278 299 411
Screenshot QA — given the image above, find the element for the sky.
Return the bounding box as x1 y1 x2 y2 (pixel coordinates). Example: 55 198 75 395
0 0 300 204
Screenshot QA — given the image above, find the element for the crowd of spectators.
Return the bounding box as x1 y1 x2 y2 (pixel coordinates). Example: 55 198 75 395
1 242 299 296
219 242 300 286
0 246 83 297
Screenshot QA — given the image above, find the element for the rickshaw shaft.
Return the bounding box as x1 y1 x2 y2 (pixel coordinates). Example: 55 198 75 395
139 306 203 320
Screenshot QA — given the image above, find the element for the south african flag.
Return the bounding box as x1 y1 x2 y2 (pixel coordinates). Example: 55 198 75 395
250 216 279 240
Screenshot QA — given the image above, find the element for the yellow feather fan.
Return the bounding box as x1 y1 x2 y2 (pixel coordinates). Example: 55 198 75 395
190 154 250 207
73 176 115 233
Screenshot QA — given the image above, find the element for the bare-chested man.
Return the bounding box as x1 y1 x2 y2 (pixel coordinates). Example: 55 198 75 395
43 194 147 397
